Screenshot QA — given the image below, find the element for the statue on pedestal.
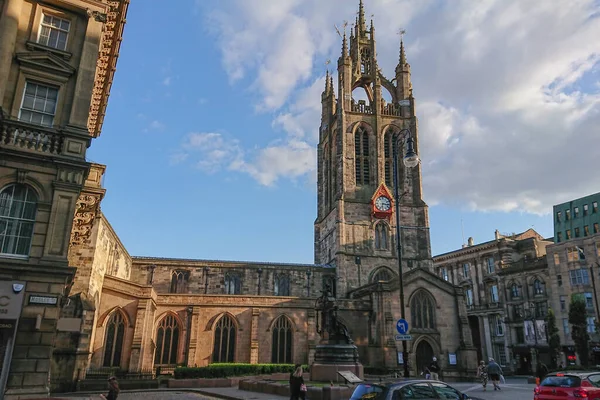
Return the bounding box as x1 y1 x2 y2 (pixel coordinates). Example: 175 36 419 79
315 283 352 344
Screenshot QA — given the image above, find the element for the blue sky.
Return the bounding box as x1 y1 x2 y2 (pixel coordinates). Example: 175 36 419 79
88 0 600 263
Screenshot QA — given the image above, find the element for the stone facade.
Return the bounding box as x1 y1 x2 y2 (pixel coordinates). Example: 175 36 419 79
432 229 555 375
546 232 600 366
0 0 129 397
74 1 478 386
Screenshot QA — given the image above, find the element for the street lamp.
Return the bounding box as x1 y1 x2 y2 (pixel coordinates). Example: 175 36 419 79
392 128 420 378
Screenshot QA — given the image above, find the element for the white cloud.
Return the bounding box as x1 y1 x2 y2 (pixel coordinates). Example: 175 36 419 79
198 0 600 214
142 120 166 133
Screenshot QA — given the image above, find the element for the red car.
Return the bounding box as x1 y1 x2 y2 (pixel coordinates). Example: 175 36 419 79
534 372 600 399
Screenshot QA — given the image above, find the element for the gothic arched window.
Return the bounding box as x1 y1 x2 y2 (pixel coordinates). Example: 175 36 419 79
274 274 290 296
534 279 544 295
372 268 393 283
0 184 37 256
224 273 241 295
154 314 180 365
169 270 189 293
324 143 330 207
213 315 236 362
384 131 394 188
103 311 125 367
410 291 436 330
374 223 388 250
354 127 369 185
511 283 520 298
271 316 292 364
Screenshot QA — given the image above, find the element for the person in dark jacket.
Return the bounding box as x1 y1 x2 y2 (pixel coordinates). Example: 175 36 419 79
100 376 119 400
429 357 441 380
487 358 503 391
537 362 549 381
289 365 306 400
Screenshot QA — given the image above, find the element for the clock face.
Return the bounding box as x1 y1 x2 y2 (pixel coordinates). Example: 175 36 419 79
375 196 391 212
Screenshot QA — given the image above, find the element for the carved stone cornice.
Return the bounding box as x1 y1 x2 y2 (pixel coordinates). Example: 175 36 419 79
88 0 130 137
69 193 102 247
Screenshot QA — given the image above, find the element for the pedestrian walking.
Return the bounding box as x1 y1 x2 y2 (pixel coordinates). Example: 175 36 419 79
99 376 119 400
429 357 441 380
289 365 306 400
486 358 503 391
476 361 488 391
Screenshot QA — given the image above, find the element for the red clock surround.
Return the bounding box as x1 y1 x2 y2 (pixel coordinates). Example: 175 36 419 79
371 183 394 220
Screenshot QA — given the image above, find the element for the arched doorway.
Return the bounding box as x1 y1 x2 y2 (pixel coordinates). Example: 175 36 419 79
415 340 435 375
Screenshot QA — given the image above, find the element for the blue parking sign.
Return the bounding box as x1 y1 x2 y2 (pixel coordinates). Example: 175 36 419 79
396 319 409 334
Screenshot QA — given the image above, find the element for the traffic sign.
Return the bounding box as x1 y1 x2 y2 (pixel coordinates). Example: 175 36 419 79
395 334 413 341
396 319 409 334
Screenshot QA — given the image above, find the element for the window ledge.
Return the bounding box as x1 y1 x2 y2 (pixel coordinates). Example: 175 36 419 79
26 41 72 60
0 253 29 261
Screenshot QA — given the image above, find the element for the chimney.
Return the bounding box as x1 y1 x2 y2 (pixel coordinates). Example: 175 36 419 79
495 230 500 240
468 237 474 247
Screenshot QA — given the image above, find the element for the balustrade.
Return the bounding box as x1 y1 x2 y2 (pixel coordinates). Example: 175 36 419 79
0 117 64 155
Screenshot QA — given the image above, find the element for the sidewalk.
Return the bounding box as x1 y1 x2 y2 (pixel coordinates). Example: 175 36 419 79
51 387 289 400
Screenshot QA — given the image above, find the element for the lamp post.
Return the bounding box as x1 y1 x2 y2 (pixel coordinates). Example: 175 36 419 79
392 128 420 378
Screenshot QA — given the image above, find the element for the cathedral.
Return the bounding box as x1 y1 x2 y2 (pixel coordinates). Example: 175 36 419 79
58 1 478 384
53 0 478 387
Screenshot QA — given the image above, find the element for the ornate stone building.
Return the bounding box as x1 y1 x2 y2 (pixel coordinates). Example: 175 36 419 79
546 193 600 366
66 1 478 386
433 229 554 375
0 0 129 397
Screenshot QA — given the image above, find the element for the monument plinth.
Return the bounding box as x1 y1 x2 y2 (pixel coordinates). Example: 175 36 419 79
310 284 364 382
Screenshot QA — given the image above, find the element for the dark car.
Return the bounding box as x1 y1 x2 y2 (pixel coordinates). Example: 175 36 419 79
534 371 600 399
349 379 472 400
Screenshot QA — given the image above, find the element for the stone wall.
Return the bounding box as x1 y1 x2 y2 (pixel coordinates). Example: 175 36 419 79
130 258 333 298
90 276 373 370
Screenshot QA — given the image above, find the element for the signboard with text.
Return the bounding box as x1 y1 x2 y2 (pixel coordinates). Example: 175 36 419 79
0 281 26 320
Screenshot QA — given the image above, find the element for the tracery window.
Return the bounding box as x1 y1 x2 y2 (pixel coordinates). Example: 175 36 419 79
154 315 180 365
213 315 236 362
169 270 189 294
274 274 290 296
410 291 435 330
354 127 369 185
372 268 392 283
384 130 394 187
0 184 37 256
224 273 241 295
374 222 388 250
103 311 125 367
271 316 292 364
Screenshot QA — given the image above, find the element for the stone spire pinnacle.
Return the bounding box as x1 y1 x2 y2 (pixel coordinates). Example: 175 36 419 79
400 37 406 66
358 0 366 32
342 30 348 57
325 68 331 93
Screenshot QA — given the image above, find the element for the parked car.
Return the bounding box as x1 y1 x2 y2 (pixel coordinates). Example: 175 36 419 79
349 379 471 400
534 371 600 399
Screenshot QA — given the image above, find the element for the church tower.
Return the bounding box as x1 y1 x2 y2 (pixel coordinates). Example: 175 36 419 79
314 0 433 297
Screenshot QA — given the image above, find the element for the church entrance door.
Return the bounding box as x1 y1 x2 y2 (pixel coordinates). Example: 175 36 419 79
415 339 434 375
